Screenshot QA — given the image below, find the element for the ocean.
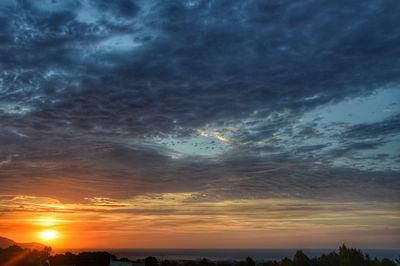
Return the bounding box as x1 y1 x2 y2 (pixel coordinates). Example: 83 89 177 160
55 248 400 261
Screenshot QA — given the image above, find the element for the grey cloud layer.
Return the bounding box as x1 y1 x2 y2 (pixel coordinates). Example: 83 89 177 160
0 0 399 202
1 0 400 133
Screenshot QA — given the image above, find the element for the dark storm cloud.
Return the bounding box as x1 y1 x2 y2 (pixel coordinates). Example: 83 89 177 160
0 0 400 203
1 0 400 135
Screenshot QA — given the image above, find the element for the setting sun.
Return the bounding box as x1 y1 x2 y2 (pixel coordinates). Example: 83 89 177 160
39 230 59 241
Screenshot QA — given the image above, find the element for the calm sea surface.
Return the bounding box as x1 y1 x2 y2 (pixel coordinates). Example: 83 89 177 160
55 248 400 261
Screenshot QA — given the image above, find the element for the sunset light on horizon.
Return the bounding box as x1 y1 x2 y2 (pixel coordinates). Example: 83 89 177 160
0 0 400 254
1 193 399 249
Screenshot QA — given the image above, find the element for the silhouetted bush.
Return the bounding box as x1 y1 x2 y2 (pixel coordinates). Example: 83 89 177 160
162 259 179 266
0 245 51 266
145 256 159 266
0 244 397 266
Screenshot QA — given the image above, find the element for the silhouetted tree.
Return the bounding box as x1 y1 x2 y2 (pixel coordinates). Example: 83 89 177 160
75 251 112 266
217 261 233 266
246 256 255 266
2 244 397 266
263 261 279 266
293 250 310 266
0 245 51 266
338 244 364 266
185 260 198 266
200 258 216 266
281 257 293 266
161 259 171 266
318 252 339 266
145 256 159 266
380 258 396 266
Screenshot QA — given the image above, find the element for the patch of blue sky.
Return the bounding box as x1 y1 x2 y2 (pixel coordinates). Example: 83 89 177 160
303 88 400 125
0 103 32 115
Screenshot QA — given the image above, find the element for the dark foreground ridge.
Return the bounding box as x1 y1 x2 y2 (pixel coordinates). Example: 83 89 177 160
0 244 399 266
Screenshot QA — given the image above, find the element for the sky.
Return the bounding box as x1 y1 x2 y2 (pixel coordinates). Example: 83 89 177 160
0 0 399 249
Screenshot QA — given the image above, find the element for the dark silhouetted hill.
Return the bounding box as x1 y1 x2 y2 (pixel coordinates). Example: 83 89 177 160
0 236 45 250
0 237 14 248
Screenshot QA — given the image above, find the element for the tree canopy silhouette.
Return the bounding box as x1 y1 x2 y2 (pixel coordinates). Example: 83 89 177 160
0 244 397 266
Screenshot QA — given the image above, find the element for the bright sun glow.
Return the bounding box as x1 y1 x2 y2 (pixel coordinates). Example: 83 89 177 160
39 230 59 241
34 217 59 227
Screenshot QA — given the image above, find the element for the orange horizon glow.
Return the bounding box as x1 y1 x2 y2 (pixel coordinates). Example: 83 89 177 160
0 194 399 249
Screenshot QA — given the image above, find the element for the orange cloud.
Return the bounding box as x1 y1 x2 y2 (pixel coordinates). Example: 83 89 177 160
0 193 399 249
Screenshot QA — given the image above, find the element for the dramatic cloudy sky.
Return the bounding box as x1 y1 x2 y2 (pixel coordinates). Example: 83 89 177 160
0 0 399 249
